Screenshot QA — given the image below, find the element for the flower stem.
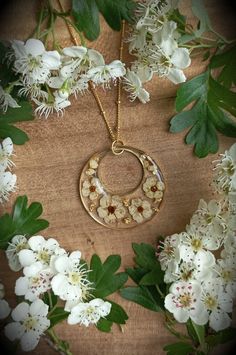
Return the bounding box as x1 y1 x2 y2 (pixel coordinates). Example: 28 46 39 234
45 329 73 355
155 284 165 299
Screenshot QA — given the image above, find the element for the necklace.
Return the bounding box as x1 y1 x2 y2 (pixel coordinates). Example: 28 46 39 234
58 1 165 229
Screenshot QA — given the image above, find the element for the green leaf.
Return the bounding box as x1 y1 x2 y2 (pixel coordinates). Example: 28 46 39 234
163 342 194 355
191 0 212 36
132 243 159 270
0 195 49 249
96 318 113 332
120 286 162 312
210 45 236 88
175 72 208 112
126 267 149 284
0 123 29 144
205 327 236 347
72 0 100 41
171 70 236 158
190 321 205 348
139 268 164 286
0 100 34 145
48 307 69 328
106 301 128 324
0 101 33 123
89 254 128 298
72 0 136 41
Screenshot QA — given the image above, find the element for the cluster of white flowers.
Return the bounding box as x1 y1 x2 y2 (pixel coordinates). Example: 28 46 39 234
0 137 17 204
3 234 111 352
159 143 236 332
124 0 191 103
4 38 125 118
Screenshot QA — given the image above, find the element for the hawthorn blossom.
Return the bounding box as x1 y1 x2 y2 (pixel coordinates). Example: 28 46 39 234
87 60 126 86
201 281 233 331
68 298 111 327
213 143 236 194
214 258 236 297
18 235 66 274
15 269 52 302
51 251 91 301
0 85 20 112
0 137 14 172
165 281 208 325
11 38 61 84
123 69 150 103
5 299 50 352
179 224 221 263
6 235 29 271
158 234 181 271
191 199 228 236
33 91 71 118
0 171 17 204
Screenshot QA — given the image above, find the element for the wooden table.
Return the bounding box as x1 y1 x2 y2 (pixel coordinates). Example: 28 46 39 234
0 1 235 354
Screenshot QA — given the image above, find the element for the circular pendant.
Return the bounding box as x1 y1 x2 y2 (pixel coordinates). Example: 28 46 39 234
79 144 165 229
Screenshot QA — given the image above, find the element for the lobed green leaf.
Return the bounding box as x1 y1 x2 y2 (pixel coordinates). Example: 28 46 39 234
0 195 49 249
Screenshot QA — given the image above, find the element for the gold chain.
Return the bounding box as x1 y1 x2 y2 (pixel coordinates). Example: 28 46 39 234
57 0 125 143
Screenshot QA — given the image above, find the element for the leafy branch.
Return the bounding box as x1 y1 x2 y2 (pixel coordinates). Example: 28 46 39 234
0 195 49 249
169 0 236 158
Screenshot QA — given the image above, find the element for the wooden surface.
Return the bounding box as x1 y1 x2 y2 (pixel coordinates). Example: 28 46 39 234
0 1 236 354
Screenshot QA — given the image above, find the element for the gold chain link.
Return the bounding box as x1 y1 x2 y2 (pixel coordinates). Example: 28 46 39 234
57 0 125 143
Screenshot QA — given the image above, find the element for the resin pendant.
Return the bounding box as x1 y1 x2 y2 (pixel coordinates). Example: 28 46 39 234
79 144 165 229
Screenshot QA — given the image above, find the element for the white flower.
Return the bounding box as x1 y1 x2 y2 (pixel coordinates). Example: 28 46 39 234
81 178 103 201
158 234 180 271
213 143 236 194
51 251 91 301
86 158 99 176
15 269 52 302
12 38 61 84
123 69 150 103
165 281 208 325
6 235 29 271
18 235 65 273
214 258 236 297
18 79 48 100
87 60 126 86
150 43 191 84
97 195 126 224
0 299 11 319
201 280 233 332
33 91 71 118
128 27 148 52
68 298 111 327
5 299 50 352
62 46 104 75
179 224 221 263
0 137 14 172
0 171 17 204
0 85 20 112
143 176 165 200
191 199 228 236
64 283 94 312
128 198 153 223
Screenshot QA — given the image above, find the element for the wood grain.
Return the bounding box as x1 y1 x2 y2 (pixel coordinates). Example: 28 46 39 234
0 1 236 354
